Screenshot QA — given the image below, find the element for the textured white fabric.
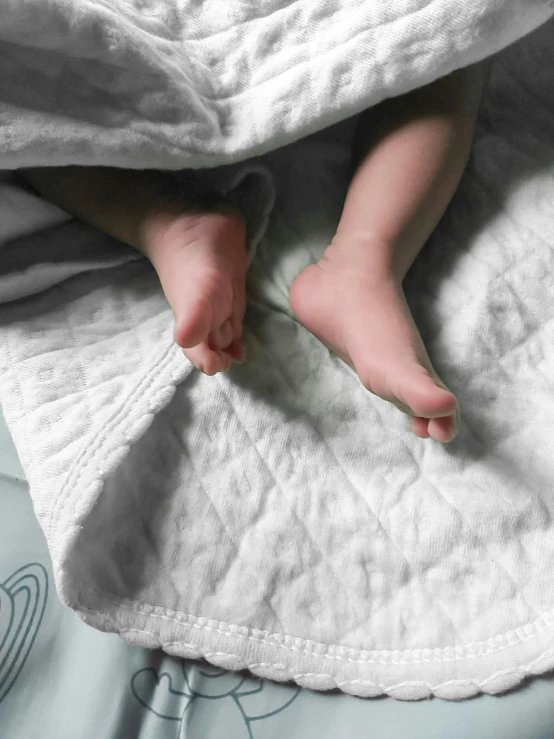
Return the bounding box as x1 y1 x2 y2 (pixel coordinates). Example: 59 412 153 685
0 0 552 169
0 2 554 701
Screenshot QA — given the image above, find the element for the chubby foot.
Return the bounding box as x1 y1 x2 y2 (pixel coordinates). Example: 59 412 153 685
142 209 247 374
289 238 459 442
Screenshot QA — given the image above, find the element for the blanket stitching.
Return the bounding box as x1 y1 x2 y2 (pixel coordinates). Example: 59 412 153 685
116 623 554 690
75 592 554 665
125 622 547 685
78 614 554 695
50 343 185 530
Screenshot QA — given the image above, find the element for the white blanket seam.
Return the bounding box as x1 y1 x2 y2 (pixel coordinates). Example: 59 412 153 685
76 592 554 664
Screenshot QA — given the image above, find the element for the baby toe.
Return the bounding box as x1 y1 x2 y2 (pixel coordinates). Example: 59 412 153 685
225 338 246 363
183 343 227 375
427 414 457 444
411 416 430 439
174 295 213 349
209 318 234 351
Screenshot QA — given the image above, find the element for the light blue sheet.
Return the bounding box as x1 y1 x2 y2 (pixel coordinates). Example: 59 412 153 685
2 408 554 739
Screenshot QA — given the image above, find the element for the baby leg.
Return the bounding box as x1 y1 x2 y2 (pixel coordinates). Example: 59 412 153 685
21 166 248 374
290 62 491 442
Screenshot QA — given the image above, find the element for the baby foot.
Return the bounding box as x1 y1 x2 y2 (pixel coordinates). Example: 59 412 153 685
289 237 459 442
142 209 248 374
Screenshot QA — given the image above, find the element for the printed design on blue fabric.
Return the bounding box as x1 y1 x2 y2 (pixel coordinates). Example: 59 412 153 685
0 563 48 704
132 661 301 738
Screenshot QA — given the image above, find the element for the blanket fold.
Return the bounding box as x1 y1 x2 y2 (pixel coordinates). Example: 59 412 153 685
1 0 552 169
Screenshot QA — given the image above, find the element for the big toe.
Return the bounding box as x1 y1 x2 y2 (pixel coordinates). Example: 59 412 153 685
154 247 232 349
379 362 457 423
428 412 459 443
184 342 232 375
151 241 221 347
399 369 457 419
399 367 459 442
174 293 214 348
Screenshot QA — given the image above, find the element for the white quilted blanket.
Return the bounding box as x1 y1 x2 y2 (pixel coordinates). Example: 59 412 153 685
1 1 554 700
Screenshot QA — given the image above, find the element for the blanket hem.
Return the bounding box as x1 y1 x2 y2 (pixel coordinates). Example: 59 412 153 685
74 596 554 700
